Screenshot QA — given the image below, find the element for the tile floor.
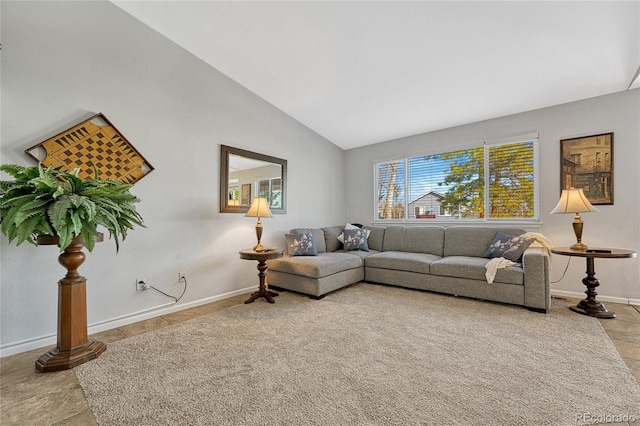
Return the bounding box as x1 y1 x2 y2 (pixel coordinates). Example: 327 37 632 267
1 292 639 426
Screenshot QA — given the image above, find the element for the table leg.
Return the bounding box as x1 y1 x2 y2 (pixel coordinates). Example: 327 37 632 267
244 260 279 304
570 257 616 319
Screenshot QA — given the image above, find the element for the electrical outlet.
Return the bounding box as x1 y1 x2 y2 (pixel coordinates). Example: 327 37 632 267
178 272 186 282
136 278 148 291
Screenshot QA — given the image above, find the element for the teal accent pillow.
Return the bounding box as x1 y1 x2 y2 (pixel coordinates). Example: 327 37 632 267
285 232 317 256
343 228 369 252
483 232 533 262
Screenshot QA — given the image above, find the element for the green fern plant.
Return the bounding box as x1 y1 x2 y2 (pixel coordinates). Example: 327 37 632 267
0 163 144 252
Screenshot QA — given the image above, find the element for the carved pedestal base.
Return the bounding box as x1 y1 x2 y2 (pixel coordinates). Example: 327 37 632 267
36 235 106 372
244 259 279 304
570 257 616 319
36 340 106 372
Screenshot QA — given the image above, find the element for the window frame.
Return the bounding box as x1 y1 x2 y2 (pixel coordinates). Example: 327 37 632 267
373 133 540 225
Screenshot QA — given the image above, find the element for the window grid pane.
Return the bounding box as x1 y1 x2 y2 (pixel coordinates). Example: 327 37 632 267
375 160 405 219
408 147 484 220
487 141 535 219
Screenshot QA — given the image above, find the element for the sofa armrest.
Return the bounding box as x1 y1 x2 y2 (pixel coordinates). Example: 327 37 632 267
522 247 550 310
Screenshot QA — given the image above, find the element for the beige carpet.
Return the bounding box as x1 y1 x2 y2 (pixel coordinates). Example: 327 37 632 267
75 283 640 426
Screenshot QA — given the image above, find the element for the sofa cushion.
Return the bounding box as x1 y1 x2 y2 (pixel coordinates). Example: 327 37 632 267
443 227 525 258
291 228 326 253
483 231 533 262
334 249 379 260
363 226 385 252
322 226 344 252
285 232 317 256
343 228 369 252
382 226 445 256
268 252 363 279
430 256 524 285
365 251 440 274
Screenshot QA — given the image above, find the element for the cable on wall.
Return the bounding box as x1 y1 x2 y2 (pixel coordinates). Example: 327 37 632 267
551 257 572 284
148 276 188 303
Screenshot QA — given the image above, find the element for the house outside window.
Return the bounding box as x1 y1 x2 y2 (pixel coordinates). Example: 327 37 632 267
374 134 538 222
408 191 448 219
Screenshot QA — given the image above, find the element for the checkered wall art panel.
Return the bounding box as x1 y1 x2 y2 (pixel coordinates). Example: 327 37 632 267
25 113 154 184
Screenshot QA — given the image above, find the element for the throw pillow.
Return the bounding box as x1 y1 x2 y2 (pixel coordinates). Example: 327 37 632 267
337 223 370 244
483 232 533 263
285 232 317 256
343 228 369 252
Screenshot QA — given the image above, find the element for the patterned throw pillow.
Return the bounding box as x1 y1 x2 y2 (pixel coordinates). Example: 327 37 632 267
483 232 533 262
337 223 370 244
343 228 369 252
285 232 317 256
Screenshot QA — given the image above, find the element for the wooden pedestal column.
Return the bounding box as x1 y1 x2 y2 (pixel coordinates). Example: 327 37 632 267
35 236 106 372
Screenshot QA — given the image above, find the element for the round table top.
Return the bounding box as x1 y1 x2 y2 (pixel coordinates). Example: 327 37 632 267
239 248 284 261
551 247 637 259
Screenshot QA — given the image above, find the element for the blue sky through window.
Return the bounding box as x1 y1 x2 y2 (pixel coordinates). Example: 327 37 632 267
408 156 454 202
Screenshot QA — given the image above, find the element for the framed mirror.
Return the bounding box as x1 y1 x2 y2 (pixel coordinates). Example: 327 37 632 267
220 145 287 214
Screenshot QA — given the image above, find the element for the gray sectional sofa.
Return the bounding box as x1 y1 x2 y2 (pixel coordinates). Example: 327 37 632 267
267 225 551 312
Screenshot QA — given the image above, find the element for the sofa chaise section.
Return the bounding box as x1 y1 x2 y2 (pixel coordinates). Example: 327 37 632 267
266 226 377 299
267 252 364 299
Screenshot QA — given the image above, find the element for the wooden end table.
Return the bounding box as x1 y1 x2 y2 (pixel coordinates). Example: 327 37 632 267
239 248 283 304
551 247 637 319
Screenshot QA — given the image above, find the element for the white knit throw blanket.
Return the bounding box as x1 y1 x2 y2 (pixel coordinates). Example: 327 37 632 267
521 232 554 259
485 258 518 283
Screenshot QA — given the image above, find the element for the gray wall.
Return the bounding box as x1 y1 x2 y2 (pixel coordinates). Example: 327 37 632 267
0 1 346 355
345 89 640 302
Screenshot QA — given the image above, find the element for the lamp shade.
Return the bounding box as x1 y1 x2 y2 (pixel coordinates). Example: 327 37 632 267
245 197 273 218
550 188 598 214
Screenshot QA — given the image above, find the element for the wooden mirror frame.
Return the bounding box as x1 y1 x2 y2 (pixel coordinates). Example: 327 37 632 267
220 145 287 214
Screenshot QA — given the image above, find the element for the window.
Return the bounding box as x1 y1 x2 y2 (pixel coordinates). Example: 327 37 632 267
570 153 581 165
374 135 538 221
257 177 282 209
486 140 536 219
375 160 405 219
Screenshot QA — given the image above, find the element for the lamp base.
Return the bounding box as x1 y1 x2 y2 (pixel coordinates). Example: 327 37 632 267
570 242 588 251
253 218 266 252
571 213 588 251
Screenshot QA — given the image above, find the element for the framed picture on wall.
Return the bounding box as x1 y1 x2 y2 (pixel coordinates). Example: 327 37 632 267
241 183 251 206
560 132 613 205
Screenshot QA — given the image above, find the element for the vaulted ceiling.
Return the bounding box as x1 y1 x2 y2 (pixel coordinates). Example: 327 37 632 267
113 1 640 150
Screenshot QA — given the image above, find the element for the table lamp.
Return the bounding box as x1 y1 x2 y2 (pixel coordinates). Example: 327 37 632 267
245 197 272 252
550 187 598 250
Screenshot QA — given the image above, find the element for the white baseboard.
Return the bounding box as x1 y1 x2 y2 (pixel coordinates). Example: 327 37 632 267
551 289 639 306
0 286 254 358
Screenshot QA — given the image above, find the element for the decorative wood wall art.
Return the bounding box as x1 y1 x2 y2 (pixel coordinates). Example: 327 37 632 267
560 132 613 205
25 113 154 184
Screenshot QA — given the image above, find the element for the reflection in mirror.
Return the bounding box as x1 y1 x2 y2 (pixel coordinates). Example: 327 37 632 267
220 145 287 214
